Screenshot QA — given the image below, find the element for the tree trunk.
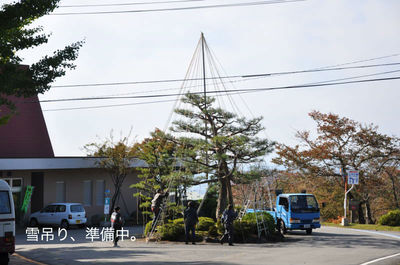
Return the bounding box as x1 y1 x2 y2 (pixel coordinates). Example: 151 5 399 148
109 174 125 215
358 202 365 224
226 176 234 207
387 170 400 209
221 160 234 208
365 200 374 224
216 178 227 219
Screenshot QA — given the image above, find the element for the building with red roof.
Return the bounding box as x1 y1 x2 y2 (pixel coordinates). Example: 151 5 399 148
0 96 142 224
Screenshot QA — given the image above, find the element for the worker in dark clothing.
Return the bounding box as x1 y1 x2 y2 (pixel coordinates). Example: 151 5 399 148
151 189 169 230
220 204 238 246
111 206 123 247
184 201 198 245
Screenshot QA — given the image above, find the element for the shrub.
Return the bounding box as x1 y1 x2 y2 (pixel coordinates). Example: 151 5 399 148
378 210 400 226
227 212 277 242
144 221 153 236
172 218 184 226
241 212 275 235
197 217 215 231
208 225 219 237
216 219 224 234
160 222 185 241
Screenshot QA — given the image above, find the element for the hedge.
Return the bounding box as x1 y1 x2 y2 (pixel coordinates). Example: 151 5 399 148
144 221 153 236
160 222 185 241
145 211 277 242
197 217 215 231
378 209 400 226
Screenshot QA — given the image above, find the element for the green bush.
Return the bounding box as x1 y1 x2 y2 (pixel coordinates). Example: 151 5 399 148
216 219 224 234
241 212 276 235
145 217 215 241
378 209 400 226
197 217 215 231
160 222 185 241
144 221 153 236
223 212 277 242
172 218 184 226
208 225 219 237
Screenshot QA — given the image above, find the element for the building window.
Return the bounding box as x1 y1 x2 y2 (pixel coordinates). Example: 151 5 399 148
1 178 23 193
96 180 105 206
83 180 92 206
56 181 65 203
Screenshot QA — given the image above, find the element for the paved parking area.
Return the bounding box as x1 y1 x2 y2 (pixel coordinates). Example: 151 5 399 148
14 226 400 265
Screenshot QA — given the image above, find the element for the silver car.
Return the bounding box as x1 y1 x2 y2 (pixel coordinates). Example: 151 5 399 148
29 203 87 229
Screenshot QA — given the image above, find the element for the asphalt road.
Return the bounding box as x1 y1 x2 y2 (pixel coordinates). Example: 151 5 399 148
12 226 400 265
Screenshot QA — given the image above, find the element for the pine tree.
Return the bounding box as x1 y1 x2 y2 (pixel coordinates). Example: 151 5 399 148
172 93 274 218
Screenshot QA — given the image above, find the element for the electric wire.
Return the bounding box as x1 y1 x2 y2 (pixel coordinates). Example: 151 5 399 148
60 0 205 8
44 53 400 100
163 36 203 132
51 0 305 15
43 99 176 111
41 74 400 112
51 62 400 88
39 75 400 105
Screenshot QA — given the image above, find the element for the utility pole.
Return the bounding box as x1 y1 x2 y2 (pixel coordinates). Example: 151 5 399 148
197 33 209 216
201 32 209 182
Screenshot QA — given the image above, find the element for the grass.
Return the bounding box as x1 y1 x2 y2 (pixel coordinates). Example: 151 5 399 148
322 222 400 232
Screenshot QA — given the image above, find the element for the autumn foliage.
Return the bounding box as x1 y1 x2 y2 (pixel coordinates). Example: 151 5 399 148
273 111 400 223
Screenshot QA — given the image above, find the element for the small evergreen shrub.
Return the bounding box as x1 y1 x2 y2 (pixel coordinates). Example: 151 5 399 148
197 217 215 231
216 219 224 234
160 222 185 241
241 212 276 235
378 209 400 226
144 221 153 236
208 225 219 237
172 218 184 226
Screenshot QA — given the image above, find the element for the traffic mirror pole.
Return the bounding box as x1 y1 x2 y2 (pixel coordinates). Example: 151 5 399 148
343 184 355 224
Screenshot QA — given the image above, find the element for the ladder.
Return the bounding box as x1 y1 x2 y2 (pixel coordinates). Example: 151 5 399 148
253 182 269 239
238 199 251 221
146 197 168 241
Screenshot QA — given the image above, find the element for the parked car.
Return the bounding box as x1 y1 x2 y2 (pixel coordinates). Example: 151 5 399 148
0 179 15 265
29 203 87 229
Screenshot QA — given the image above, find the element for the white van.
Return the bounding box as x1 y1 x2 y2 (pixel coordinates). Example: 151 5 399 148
0 179 15 265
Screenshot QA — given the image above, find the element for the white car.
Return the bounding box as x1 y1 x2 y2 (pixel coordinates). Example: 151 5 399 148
29 203 87 229
0 179 15 265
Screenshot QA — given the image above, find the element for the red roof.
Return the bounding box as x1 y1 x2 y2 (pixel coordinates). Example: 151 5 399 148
0 95 54 158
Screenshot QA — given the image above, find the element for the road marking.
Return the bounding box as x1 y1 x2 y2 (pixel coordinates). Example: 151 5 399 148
14 253 48 265
351 229 400 240
360 252 400 265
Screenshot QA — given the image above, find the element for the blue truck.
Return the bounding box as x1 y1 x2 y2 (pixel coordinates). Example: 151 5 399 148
267 192 321 235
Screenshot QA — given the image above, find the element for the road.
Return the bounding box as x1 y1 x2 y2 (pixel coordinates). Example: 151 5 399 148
12 226 400 265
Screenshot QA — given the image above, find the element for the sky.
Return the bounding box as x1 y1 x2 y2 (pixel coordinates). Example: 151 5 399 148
3 0 400 161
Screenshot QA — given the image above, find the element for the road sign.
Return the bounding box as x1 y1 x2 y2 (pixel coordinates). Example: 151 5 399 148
348 170 359 185
104 197 110 214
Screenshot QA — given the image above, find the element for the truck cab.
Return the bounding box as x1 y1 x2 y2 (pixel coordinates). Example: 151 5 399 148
0 179 15 265
274 193 321 235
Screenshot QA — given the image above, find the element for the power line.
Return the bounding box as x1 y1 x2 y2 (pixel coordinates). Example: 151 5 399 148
43 99 176 111
60 0 205 8
51 0 304 15
41 76 400 111
51 62 400 88
39 76 400 103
